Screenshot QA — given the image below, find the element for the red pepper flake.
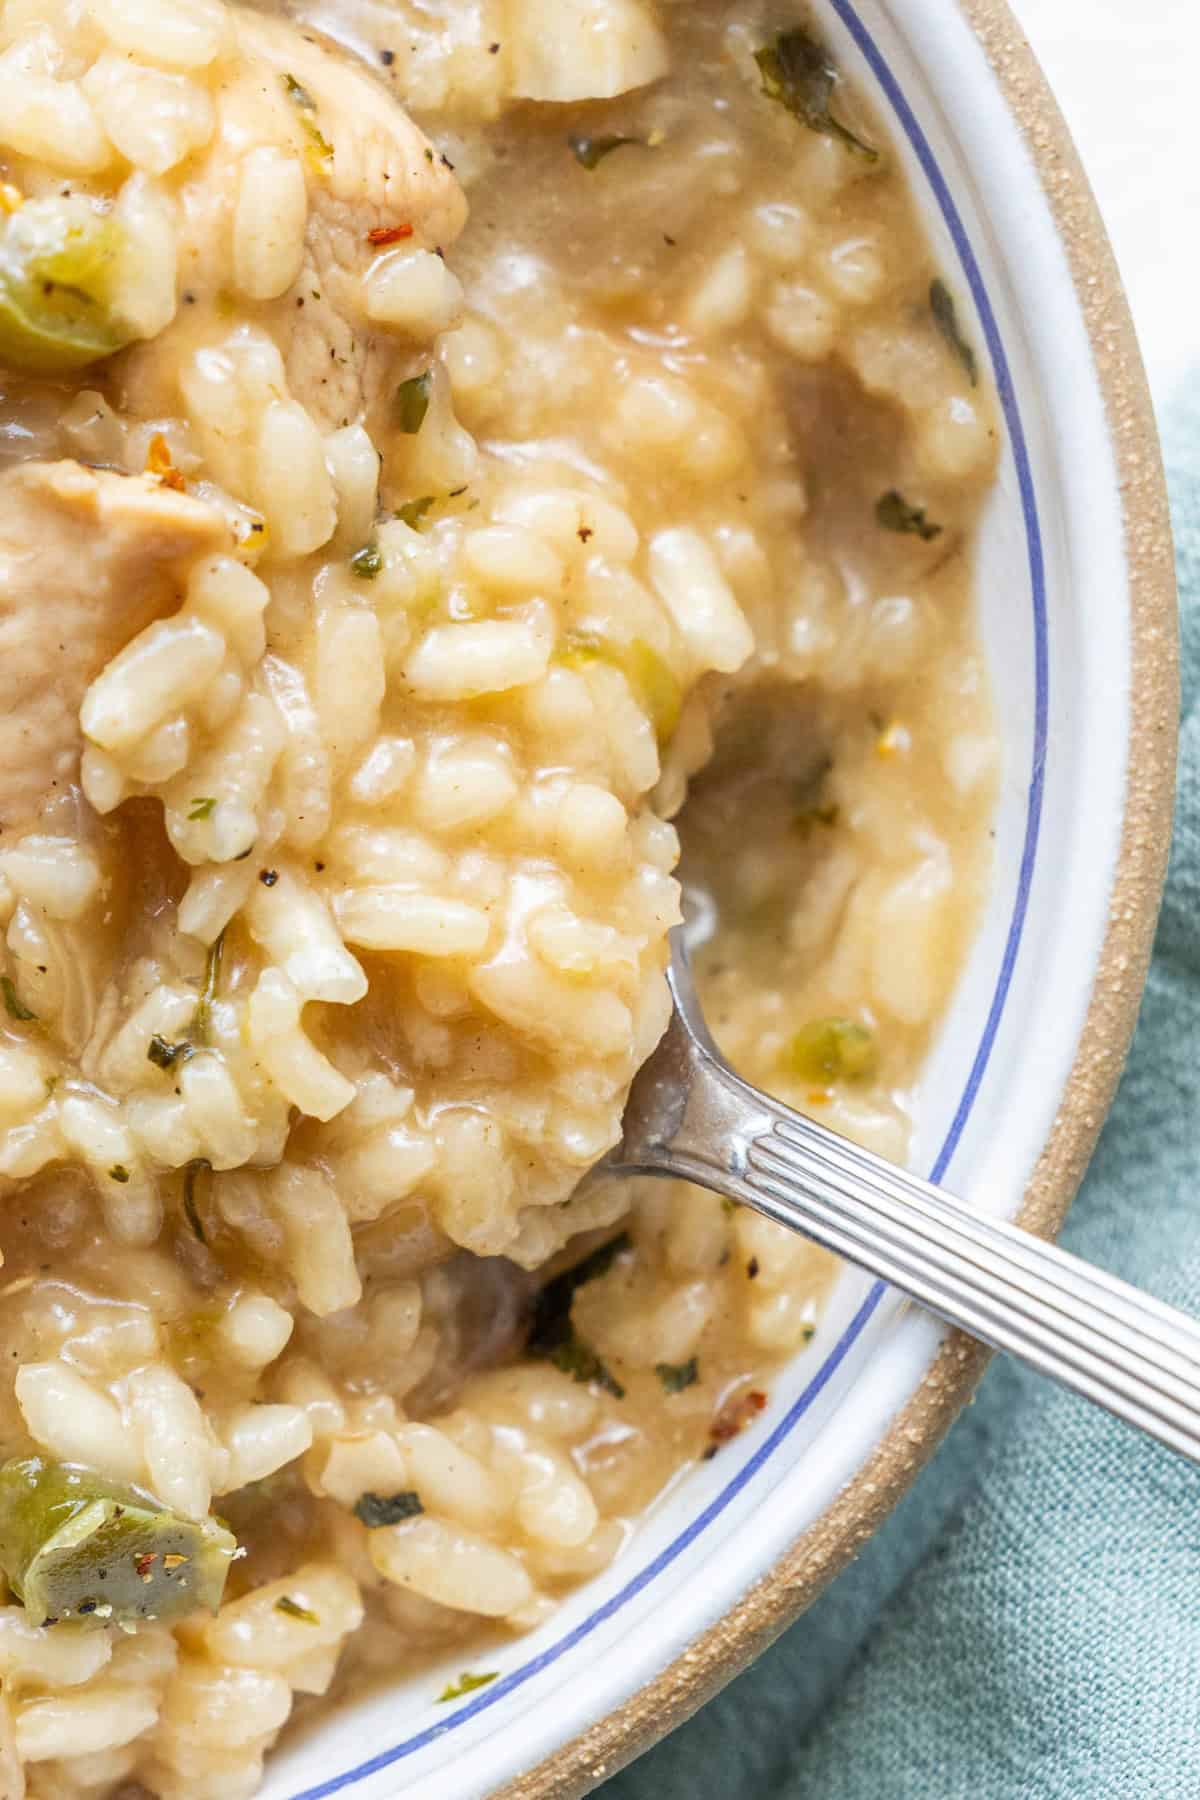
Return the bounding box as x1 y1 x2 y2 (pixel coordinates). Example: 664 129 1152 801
367 223 414 246
708 1387 768 1450
146 433 186 492
577 526 594 543
134 1552 159 1584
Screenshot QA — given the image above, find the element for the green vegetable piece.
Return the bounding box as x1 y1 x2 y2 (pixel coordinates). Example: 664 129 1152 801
282 72 333 169
785 1018 876 1084
0 196 137 375
396 495 435 530
437 1670 499 1704
875 490 943 541
275 1594 320 1623
354 1491 424 1528
562 631 682 747
929 277 978 386
395 372 432 434
656 1357 699 1394
350 543 384 579
0 1457 238 1627
108 1164 130 1184
190 931 225 1047
754 29 878 162
568 133 643 170
625 638 683 746
147 1034 189 1072
0 976 36 1023
188 797 217 822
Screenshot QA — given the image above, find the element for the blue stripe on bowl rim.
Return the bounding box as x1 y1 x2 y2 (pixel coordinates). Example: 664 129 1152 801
292 2 1049 1790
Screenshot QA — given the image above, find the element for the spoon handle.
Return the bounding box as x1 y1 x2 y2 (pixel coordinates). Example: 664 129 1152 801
619 992 1200 1463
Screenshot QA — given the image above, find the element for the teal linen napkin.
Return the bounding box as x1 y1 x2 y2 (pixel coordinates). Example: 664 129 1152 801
606 383 1198 1800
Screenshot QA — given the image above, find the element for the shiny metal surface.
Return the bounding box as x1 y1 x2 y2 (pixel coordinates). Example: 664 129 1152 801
606 933 1200 1463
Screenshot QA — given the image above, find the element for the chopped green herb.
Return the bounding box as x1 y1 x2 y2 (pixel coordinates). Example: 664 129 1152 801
801 1324 817 1344
929 277 978 385
187 797 217 822
784 1017 876 1084
875 490 943 541
147 1034 190 1072
721 1197 737 1217
437 1670 499 1704
182 1160 210 1246
190 931 225 1047
551 1334 624 1398
568 133 644 170
656 1357 699 1394
754 28 878 162
282 72 333 168
350 543 384 579
527 1232 631 1399
396 494 435 530
0 977 36 1023
108 1164 130 1184
395 371 432 434
354 1490 424 1528
275 1594 320 1624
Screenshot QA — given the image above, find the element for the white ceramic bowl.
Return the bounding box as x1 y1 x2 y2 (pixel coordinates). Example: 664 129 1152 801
263 3 1177 1794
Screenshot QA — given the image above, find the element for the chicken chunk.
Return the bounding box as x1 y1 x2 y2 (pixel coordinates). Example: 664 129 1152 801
122 7 468 435
0 462 231 835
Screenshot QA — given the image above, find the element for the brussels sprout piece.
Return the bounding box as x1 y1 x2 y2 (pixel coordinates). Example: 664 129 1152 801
0 197 137 375
0 1457 238 1627
561 630 683 746
784 1018 876 1084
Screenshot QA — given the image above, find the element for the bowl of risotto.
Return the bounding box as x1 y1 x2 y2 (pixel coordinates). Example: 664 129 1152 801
0 0 1175 1794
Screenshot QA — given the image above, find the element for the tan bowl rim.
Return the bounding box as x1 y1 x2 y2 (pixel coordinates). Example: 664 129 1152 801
498 2 1180 1793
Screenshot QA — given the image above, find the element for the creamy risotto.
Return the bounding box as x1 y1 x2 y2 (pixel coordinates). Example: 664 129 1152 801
0 0 997 1791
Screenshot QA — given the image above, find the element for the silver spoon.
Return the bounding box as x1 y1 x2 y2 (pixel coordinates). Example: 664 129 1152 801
602 930 1200 1463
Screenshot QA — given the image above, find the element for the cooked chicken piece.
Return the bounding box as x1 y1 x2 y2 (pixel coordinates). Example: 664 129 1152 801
122 7 468 436
0 461 230 835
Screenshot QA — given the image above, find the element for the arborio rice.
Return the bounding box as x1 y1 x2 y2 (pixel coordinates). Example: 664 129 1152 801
0 0 997 1790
